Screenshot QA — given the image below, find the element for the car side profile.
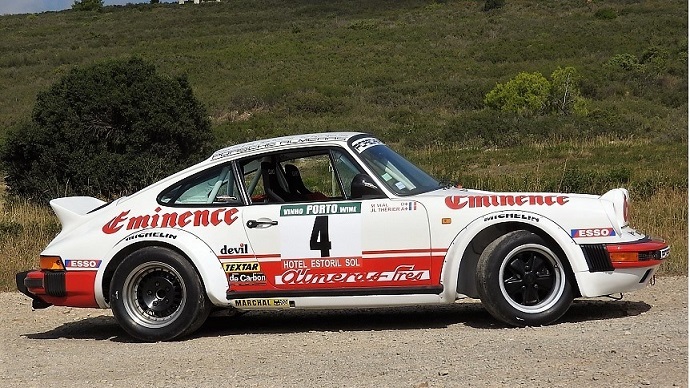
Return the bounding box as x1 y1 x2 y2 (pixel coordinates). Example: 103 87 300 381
17 132 668 341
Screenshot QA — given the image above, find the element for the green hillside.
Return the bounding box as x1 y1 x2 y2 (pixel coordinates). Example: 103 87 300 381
0 0 687 285
0 0 686 144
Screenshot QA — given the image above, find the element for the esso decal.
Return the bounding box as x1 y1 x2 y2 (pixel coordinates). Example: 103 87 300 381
64 259 102 269
570 228 616 238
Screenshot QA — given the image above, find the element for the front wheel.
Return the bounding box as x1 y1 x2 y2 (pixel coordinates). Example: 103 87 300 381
110 247 210 341
476 230 573 326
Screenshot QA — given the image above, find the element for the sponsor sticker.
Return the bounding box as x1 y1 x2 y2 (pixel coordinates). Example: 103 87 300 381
483 213 539 222
351 137 383 153
281 257 362 269
64 259 102 269
223 262 261 273
220 243 249 255
281 202 362 217
124 232 177 241
570 228 616 238
275 265 430 285
445 195 569 210
103 207 239 234
228 272 267 284
233 298 291 309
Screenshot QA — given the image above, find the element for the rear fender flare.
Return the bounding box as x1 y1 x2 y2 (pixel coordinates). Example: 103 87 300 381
95 228 228 308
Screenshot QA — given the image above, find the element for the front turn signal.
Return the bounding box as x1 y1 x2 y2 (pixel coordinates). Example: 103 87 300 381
609 252 639 263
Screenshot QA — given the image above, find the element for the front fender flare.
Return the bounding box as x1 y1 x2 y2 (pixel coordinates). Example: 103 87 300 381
439 210 587 302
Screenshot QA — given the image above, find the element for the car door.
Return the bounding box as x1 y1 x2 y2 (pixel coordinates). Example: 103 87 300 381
235 147 434 297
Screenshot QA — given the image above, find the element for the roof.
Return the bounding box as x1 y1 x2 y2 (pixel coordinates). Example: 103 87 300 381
209 132 364 160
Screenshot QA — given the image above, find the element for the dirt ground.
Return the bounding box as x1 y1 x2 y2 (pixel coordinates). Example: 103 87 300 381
0 277 686 387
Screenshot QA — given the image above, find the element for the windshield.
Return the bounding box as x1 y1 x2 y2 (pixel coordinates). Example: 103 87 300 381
355 141 441 196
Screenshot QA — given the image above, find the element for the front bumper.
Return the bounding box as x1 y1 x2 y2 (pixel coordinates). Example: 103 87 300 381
16 270 98 308
581 238 669 272
576 238 669 297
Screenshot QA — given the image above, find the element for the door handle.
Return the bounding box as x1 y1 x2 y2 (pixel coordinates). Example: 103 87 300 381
246 219 279 228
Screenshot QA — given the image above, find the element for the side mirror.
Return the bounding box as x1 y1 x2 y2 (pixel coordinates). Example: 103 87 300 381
350 174 386 199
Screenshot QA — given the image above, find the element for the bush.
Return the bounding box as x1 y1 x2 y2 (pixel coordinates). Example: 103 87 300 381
1 57 212 202
594 8 617 20
72 0 104 11
483 0 505 12
484 72 551 116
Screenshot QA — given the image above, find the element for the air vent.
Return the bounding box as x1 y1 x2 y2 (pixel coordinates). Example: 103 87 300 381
581 244 614 272
44 272 66 297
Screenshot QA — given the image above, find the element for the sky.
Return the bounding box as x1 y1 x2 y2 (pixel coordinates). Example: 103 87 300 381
0 0 177 15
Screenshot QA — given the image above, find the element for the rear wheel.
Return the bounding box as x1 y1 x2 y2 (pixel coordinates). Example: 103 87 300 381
110 247 210 341
476 230 573 326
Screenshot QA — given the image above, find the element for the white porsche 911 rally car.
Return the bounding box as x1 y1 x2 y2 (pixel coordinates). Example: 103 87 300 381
17 132 669 341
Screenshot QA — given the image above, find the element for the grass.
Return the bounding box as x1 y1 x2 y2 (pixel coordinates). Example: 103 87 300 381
0 0 686 289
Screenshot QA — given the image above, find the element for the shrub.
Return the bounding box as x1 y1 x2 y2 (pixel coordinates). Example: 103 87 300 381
72 0 104 11
483 0 505 12
1 57 212 202
594 8 617 20
484 72 551 116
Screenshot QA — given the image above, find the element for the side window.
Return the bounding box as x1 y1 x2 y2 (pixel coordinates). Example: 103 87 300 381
159 164 242 206
239 148 365 204
330 149 363 198
240 159 267 203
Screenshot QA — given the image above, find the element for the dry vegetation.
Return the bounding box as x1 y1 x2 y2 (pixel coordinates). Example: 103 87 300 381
0 0 686 289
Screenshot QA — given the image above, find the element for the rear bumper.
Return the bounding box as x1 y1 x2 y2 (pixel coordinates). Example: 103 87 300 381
16 270 98 308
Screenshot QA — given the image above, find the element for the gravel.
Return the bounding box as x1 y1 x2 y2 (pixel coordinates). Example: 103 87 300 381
1 276 686 387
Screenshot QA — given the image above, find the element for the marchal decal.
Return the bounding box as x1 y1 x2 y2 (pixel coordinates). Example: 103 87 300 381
233 299 291 308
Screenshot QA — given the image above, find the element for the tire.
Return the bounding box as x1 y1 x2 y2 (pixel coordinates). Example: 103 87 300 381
476 230 573 327
110 246 210 342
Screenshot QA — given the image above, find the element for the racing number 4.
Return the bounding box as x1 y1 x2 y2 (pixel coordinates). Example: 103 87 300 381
310 216 332 257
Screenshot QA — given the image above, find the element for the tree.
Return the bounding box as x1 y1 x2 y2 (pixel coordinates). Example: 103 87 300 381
549 66 580 114
1 57 213 202
72 0 104 11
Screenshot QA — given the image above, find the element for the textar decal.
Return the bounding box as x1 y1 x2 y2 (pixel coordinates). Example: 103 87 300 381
223 262 261 273
102 207 239 234
445 195 569 210
571 228 616 238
